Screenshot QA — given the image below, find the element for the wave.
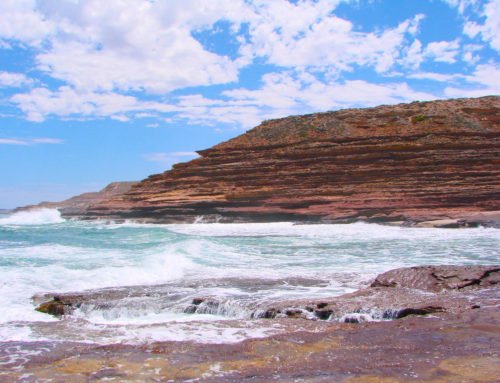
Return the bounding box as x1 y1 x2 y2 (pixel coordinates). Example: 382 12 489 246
0 209 65 226
165 221 498 240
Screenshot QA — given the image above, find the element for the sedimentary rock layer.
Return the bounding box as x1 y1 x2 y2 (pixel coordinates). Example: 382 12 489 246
76 96 500 224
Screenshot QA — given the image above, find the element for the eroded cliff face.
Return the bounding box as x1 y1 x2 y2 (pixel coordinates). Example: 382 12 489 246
76 96 500 225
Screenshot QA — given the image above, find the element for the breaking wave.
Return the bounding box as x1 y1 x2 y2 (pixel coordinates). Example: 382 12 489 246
0 209 65 226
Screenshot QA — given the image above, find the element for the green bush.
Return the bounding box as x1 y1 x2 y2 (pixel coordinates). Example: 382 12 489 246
411 115 427 123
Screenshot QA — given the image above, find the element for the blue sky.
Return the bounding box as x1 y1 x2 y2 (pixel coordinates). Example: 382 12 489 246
0 0 499 208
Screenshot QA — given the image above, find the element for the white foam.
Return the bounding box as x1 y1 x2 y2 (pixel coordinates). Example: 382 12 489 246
119 320 284 344
0 220 498 344
166 221 498 241
0 243 197 330
0 209 64 225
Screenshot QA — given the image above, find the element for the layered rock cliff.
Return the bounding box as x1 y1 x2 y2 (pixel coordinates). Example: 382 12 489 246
74 96 500 225
18 182 137 215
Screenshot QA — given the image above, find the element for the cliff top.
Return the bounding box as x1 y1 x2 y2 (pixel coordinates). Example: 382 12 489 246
207 96 499 152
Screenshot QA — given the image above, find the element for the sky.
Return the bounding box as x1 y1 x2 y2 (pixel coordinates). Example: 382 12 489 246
0 0 499 208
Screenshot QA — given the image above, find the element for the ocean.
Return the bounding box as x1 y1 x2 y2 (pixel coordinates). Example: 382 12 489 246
0 209 498 346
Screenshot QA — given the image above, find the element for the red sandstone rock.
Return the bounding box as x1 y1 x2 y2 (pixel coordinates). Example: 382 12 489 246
18 265 500 382
67 96 500 225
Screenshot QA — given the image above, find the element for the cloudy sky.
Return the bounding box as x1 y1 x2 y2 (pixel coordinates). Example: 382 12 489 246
0 0 499 208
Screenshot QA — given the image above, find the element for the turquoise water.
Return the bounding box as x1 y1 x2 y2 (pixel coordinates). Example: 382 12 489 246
0 209 498 344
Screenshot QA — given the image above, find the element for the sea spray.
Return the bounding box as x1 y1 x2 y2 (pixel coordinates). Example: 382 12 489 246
0 210 498 343
0 208 65 225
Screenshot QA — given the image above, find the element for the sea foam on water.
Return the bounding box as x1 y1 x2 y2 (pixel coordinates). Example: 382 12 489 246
0 209 498 344
0 208 65 226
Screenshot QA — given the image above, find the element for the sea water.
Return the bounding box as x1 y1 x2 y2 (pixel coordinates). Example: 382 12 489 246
0 209 498 344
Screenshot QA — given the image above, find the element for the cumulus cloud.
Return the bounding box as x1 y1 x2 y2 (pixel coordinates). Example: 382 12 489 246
0 0 53 46
240 1 425 74
1 0 427 98
2 0 247 93
463 0 500 51
1 0 495 129
11 68 439 128
399 39 424 69
11 86 176 122
424 40 461 63
174 71 437 128
0 71 33 88
445 63 500 97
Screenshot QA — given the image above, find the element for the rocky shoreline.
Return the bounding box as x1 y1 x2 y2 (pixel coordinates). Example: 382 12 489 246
16 96 500 228
1 265 497 382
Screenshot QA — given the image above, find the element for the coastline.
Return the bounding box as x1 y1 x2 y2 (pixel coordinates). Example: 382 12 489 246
2 265 498 382
14 97 500 229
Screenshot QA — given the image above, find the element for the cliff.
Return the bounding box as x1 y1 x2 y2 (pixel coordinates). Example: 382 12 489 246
74 96 500 226
18 182 138 216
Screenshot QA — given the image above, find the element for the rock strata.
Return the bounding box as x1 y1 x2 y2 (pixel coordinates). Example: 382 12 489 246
69 96 500 225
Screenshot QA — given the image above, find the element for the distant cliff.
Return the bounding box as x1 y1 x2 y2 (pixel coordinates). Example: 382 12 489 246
17 182 137 216
69 96 500 226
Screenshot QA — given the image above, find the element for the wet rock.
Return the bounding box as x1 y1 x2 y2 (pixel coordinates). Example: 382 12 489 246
371 265 500 292
285 309 304 318
6 306 500 383
395 306 444 319
36 298 73 317
343 317 360 323
22 265 500 382
183 305 197 314
256 265 499 324
314 309 333 320
261 308 279 319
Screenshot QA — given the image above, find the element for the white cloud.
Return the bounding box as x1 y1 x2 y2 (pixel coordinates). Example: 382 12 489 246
442 0 480 13
464 0 500 51
399 39 424 69
240 1 424 74
462 44 482 64
143 151 199 168
225 71 436 110
12 66 439 128
0 71 32 88
0 138 27 145
0 137 63 145
2 0 425 93
1 0 248 93
174 71 437 128
445 63 500 97
31 137 64 144
424 40 461 63
11 86 176 122
408 72 461 82
0 0 53 46
5 0 491 130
